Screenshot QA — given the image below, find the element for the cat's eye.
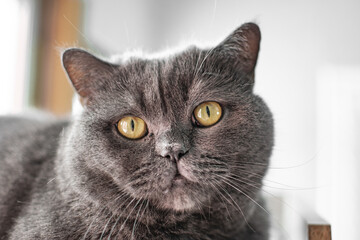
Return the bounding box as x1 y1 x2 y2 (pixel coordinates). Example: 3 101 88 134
117 116 147 139
193 101 222 127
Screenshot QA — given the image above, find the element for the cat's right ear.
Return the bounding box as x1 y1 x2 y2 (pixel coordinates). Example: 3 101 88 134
62 48 114 106
211 23 261 80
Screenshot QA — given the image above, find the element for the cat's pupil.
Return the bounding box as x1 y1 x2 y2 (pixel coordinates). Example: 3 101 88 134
131 119 135 131
206 106 210 117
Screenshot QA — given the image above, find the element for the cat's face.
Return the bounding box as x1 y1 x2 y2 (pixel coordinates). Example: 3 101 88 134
62 23 273 212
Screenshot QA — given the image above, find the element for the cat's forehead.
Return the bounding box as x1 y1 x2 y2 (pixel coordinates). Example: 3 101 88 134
113 51 210 119
96 48 242 125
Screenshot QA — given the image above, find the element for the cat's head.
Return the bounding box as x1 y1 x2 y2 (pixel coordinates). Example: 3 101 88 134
61 23 273 212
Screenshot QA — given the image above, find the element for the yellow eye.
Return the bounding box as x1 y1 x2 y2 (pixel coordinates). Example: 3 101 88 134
117 116 147 139
193 101 222 127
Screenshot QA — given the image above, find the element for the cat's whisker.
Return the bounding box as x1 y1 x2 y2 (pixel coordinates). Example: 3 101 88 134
204 153 269 167
219 154 316 169
192 190 208 220
228 172 318 233
209 180 232 220
227 174 262 190
234 161 269 167
215 176 296 240
230 167 266 176
99 210 115 240
136 196 150 236
230 172 319 191
231 166 321 189
107 196 136 239
215 176 278 234
211 178 256 233
211 180 239 212
219 175 294 240
215 174 270 216
118 197 143 234
83 205 106 240
98 194 128 239
230 168 276 183
130 198 146 240
46 177 56 185
143 199 151 235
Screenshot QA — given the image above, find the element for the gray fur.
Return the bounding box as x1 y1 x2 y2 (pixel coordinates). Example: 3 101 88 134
0 23 273 239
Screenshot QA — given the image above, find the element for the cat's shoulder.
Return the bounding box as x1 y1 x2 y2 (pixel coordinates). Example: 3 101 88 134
0 113 70 179
0 113 70 167
0 113 70 238
0 114 69 149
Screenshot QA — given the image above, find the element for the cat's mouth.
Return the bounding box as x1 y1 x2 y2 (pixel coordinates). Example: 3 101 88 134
161 160 197 193
161 179 197 211
158 168 203 211
173 172 185 183
162 172 186 194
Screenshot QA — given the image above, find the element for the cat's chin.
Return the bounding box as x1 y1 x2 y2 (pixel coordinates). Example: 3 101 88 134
161 190 196 211
159 177 198 211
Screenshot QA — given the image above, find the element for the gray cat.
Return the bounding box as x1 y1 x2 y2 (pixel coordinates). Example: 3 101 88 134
0 23 273 239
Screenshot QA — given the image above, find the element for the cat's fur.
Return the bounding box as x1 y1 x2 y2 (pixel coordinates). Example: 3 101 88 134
0 23 273 239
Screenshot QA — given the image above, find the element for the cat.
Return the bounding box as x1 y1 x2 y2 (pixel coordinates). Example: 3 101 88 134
0 22 273 240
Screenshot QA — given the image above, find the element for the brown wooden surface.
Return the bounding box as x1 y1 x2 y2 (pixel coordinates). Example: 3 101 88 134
34 0 82 115
308 225 332 240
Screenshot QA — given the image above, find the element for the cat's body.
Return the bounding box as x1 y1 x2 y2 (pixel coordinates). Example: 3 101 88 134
0 23 273 239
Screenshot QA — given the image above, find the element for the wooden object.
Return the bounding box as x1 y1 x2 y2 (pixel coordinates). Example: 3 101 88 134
308 225 332 240
34 0 82 115
304 205 332 240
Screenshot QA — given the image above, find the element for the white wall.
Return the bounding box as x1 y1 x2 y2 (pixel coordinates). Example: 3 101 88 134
0 0 37 115
82 0 360 237
316 66 360 240
0 0 31 115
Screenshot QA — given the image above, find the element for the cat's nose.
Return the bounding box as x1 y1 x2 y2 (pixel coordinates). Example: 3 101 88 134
156 127 190 161
161 146 188 162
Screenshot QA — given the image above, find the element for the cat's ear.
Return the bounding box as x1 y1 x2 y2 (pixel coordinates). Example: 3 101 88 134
214 22 261 74
62 48 114 105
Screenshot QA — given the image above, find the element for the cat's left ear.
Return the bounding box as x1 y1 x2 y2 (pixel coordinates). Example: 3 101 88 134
214 22 261 75
62 48 115 106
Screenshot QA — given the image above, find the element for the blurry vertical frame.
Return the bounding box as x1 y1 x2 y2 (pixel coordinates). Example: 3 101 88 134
32 0 82 115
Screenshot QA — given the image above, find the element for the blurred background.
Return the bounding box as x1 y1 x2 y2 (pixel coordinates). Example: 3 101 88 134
1 0 359 239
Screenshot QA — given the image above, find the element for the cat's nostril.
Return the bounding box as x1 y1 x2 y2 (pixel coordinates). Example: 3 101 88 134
162 149 187 162
174 149 187 161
